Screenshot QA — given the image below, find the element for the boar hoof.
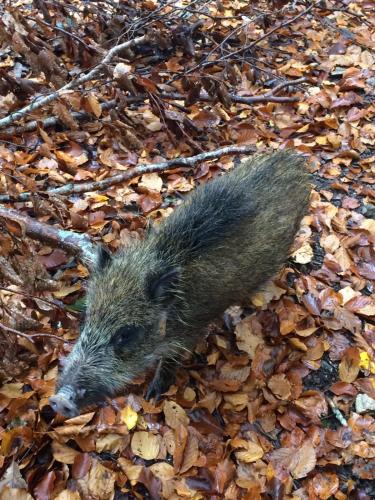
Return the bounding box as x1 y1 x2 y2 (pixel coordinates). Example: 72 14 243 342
145 359 175 401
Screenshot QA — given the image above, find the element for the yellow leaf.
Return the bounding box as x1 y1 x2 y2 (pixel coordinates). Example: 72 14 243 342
96 433 124 453
316 136 328 145
131 431 160 460
85 93 102 118
149 462 175 480
53 283 82 298
139 173 163 192
234 441 264 463
163 401 189 429
360 218 375 236
359 351 375 374
121 405 138 430
52 441 79 464
292 242 313 264
0 382 23 398
87 194 109 203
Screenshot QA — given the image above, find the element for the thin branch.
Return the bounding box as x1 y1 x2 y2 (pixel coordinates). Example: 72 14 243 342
0 321 65 343
0 145 256 201
0 100 117 137
169 3 315 81
0 78 307 137
26 15 101 53
0 287 71 313
0 204 96 263
317 4 372 27
326 396 348 427
0 34 149 130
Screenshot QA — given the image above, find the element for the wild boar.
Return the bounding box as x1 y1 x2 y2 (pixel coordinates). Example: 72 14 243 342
50 150 310 416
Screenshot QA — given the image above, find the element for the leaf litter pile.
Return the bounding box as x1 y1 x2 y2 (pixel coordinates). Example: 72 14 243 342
0 1 374 498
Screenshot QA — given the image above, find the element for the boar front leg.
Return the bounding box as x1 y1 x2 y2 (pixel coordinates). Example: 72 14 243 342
145 357 177 401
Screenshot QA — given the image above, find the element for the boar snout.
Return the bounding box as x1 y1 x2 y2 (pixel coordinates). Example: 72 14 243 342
49 386 79 418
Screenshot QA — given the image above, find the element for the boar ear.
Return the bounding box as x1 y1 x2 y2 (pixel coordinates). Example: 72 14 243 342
148 267 181 304
95 245 112 271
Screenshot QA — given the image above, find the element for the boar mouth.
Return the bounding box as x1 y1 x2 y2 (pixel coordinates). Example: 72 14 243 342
50 383 114 417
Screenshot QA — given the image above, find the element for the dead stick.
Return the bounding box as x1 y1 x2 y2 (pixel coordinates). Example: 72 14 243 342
0 34 148 130
0 80 307 137
0 204 96 262
0 145 256 201
0 321 65 343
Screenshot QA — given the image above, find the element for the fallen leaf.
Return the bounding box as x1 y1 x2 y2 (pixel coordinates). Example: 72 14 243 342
131 431 161 460
290 440 316 479
52 442 80 464
311 472 339 499
121 405 138 430
268 374 292 400
339 347 360 383
232 438 264 463
291 242 313 264
164 401 189 429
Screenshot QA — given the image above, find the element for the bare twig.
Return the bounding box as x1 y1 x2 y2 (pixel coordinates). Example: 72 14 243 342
0 145 256 201
0 321 65 343
26 15 101 53
317 4 372 27
0 34 149 130
0 100 117 137
0 287 71 313
170 3 315 81
0 204 96 263
326 396 348 427
0 78 307 137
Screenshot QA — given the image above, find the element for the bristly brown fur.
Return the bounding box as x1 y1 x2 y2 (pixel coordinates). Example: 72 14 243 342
51 150 310 416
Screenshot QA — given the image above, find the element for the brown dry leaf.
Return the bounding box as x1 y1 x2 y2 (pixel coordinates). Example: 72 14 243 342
232 438 264 463
339 347 360 383
139 172 163 192
131 431 161 460
0 487 33 500
268 374 292 400
84 460 116 500
33 471 56 500
55 149 88 169
290 440 317 479
118 458 142 484
0 461 28 493
291 242 313 264
235 316 264 359
52 441 80 464
179 432 199 473
95 434 124 453
64 412 96 426
251 280 285 308
311 472 340 499
54 491 81 500
84 93 102 118
163 401 189 429
52 283 82 298
0 383 23 398
294 391 328 423
149 462 175 481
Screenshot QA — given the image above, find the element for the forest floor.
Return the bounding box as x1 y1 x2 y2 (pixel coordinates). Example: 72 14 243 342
0 1 374 499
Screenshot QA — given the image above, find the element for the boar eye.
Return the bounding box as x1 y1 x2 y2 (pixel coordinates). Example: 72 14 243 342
113 325 143 348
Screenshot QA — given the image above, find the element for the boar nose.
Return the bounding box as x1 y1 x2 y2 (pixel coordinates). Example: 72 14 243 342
49 392 78 418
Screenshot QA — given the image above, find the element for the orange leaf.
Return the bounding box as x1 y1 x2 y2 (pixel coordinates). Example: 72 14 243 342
339 347 360 383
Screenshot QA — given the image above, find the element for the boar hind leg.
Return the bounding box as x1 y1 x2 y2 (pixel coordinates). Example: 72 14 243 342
145 357 177 401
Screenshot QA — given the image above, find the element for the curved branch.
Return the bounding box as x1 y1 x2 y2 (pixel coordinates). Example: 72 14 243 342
0 79 308 137
0 204 96 263
0 35 148 130
0 145 256 202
